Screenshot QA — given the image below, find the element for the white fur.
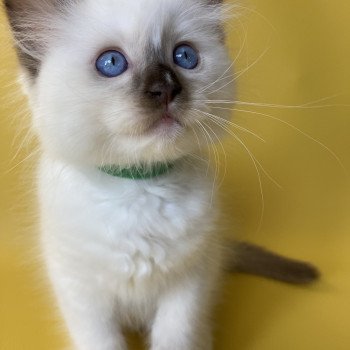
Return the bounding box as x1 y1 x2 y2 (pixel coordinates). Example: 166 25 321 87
17 0 234 349
40 156 222 350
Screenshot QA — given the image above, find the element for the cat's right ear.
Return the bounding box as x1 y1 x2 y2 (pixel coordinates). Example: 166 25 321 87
3 0 61 78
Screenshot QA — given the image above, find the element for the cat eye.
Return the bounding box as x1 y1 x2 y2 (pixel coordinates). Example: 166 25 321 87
96 50 128 78
173 44 199 70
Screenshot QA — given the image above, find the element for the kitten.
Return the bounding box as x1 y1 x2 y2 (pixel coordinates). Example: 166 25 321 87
4 1 319 349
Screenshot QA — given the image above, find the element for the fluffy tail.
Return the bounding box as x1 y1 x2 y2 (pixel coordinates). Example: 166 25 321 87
228 241 320 284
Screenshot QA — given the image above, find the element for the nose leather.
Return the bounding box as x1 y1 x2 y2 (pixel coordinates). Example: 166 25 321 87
144 65 182 104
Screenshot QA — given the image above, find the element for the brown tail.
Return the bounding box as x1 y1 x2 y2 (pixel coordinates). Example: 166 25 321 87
228 241 320 284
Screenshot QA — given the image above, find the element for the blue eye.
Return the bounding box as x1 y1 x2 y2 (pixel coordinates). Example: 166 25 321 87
96 50 128 78
173 44 199 70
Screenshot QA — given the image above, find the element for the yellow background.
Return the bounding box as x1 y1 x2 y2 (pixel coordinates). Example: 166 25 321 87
1 1 350 349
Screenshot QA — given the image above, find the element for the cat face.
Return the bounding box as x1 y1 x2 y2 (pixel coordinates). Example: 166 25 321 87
6 0 233 166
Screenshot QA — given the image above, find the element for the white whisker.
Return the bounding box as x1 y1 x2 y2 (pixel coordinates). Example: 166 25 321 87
207 41 271 96
201 119 228 189
212 106 347 174
193 108 266 142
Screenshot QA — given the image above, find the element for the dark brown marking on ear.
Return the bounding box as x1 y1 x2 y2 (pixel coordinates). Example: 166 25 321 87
4 0 72 78
228 241 320 285
4 0 42 77
15 50 40 77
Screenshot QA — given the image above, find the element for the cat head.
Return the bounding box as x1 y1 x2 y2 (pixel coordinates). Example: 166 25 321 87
5 0 234 167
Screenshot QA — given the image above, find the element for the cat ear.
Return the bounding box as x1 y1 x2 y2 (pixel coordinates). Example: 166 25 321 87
4 0 65 78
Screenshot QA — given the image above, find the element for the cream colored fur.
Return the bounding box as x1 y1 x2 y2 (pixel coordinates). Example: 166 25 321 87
7 0 234 349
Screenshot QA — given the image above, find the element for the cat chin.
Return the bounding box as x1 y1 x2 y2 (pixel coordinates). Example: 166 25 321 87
108 131 196 166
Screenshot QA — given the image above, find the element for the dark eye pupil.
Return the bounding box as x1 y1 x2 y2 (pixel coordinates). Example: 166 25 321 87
111 56 116 66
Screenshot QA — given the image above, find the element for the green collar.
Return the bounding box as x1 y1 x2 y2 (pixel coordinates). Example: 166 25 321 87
99 162 174 180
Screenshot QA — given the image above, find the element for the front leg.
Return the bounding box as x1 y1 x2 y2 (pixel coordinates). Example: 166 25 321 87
150 276 215 350
48 268 126 350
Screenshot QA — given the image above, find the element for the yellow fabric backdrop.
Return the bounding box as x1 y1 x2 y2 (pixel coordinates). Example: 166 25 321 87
1 1 350 349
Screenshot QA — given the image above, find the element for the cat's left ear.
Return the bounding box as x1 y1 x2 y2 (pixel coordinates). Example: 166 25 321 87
4 0 65 78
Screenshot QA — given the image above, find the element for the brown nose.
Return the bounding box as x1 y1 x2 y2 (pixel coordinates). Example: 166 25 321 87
144 65 182 105
146 83 182 104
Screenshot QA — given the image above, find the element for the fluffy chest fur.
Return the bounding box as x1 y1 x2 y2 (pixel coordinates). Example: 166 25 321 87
40 157 217 298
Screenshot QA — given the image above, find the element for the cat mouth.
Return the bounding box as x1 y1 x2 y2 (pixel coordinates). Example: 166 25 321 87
148 113 183 135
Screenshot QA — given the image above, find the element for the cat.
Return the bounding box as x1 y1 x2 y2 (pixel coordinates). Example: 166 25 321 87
4 0 319 349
